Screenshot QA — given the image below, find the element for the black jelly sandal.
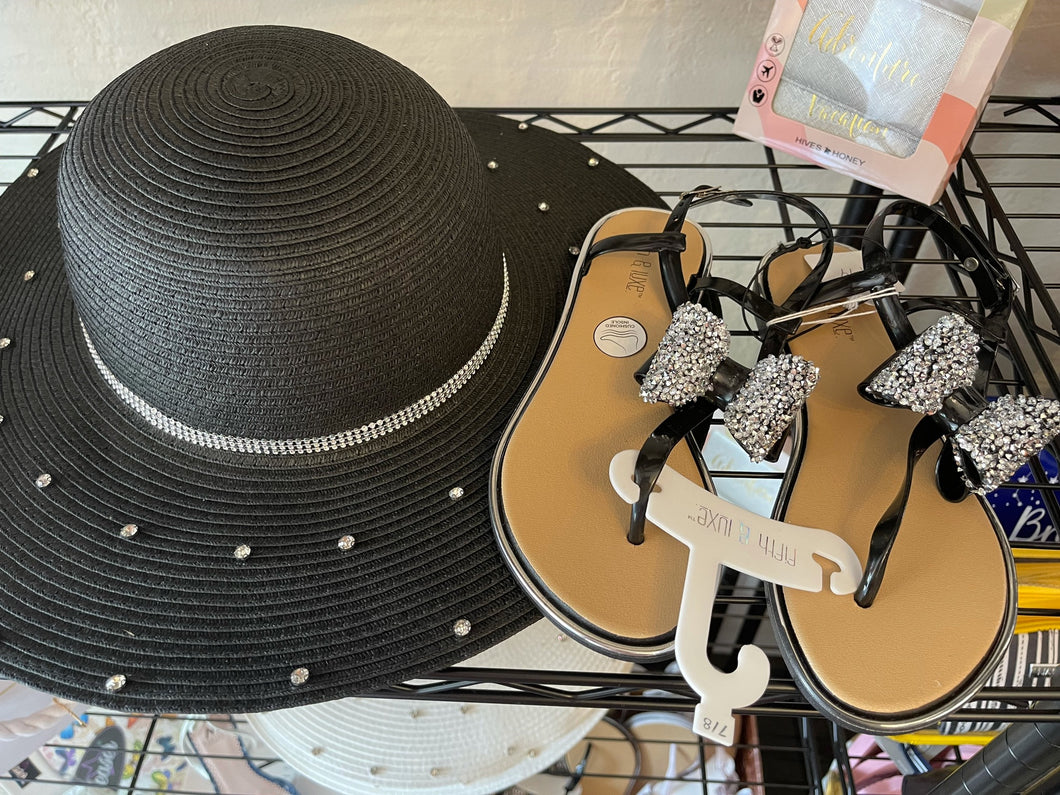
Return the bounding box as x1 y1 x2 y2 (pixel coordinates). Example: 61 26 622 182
765 200 1059 734
491 202 713 660
491 187 836 661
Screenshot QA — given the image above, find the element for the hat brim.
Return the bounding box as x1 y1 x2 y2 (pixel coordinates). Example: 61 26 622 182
0 110 662 712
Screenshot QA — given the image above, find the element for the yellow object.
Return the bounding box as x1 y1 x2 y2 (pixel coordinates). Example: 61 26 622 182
889 731 998 746
897 550 1060 745
1012 549 1060 561
1014 549 1060 634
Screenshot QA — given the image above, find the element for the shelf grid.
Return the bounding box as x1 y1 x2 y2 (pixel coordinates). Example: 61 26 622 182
0 99 1057 794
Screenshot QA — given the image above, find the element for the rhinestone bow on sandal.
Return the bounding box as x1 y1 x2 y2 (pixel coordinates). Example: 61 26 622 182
763 200 1055 734
625 187 842 547
852 204 1060 608
639 302 820 464
861 314 1060 496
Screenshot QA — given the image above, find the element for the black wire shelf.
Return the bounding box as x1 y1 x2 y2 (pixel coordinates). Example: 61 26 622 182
0 97 1057 794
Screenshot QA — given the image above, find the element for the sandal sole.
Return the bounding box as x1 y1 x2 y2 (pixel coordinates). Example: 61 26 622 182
491 207 709 660
765 245 1016 733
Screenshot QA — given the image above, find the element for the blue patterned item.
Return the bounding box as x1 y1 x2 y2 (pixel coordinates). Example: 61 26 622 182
986 448 1058 543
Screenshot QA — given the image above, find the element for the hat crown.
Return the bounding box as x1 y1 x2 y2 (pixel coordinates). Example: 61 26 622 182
57 26 503 441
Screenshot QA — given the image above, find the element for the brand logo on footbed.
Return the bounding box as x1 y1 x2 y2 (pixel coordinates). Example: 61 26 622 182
626 259 652 296
594 317 647 358
831 316 854 338
827 308 856 341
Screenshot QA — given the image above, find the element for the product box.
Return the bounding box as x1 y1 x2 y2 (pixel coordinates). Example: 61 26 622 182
734 0 1033 203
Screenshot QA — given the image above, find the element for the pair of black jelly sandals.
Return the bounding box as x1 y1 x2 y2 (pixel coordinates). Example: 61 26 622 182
492 187 1060 734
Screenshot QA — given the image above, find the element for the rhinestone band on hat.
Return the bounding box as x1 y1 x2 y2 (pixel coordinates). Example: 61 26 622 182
81 260 509 455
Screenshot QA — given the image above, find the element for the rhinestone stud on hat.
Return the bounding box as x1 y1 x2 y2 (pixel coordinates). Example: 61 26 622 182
119 523 138 539
34 473 52 488
448 487 464 500
233 544 251 561
104 674 127 693
290 667 309 686
452 618 471 637
337 535 355 551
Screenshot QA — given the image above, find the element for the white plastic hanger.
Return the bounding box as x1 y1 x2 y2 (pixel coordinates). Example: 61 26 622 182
609 450 862 745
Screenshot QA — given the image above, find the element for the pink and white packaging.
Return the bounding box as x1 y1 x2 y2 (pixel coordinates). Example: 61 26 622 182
734 0 1033 203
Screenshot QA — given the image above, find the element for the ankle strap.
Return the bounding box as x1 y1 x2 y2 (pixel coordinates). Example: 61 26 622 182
673 185 836 312
580 230 689 310
863 201 1012 347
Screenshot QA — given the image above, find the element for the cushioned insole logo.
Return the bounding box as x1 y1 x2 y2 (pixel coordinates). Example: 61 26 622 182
594 316 647 358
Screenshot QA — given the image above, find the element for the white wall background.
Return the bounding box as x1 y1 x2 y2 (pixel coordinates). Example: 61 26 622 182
0 0 1056 105
1 0 1055 375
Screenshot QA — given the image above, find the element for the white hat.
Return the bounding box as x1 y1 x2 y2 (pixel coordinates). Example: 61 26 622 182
247 619 631 794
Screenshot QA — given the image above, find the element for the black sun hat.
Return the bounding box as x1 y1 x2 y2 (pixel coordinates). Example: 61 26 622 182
0 25 663 712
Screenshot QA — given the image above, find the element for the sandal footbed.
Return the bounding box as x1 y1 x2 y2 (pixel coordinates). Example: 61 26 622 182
770 247 1013 718
498 209 707 643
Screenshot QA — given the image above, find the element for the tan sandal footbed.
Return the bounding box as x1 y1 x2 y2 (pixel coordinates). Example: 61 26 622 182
766 245 1016 732
493 207 708 658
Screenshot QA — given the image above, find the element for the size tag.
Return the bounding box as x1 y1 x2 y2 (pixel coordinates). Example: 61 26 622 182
610 450 862 745
695 704 735 747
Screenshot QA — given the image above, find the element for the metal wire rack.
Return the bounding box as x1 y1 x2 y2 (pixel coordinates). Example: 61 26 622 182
0 99 1057 794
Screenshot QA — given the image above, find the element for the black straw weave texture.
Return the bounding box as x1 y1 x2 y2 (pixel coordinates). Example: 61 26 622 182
0 25 664 712
59 26 502 439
